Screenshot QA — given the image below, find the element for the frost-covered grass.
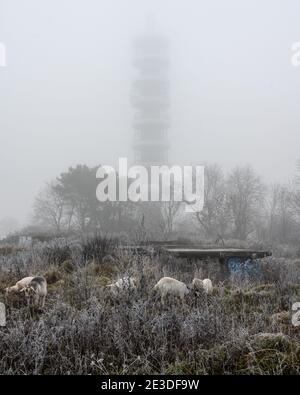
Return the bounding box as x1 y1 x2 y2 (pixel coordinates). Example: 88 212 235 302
0 237 300 375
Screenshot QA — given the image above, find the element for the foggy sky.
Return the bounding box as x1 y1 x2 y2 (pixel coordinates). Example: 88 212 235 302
0 0 300 228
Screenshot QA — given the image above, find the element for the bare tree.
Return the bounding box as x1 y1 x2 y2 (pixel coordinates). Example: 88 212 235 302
33 182 66 232
190 164 228 244
227 165 264 241
161 200 182 239
267 184 295 244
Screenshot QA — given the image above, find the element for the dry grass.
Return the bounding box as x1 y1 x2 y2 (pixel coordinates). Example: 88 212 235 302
0 237 300 375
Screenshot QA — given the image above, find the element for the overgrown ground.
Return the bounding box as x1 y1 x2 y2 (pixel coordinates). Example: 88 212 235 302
0 237 300 375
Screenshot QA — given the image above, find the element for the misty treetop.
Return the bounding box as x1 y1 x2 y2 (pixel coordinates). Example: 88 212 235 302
33 165 137 235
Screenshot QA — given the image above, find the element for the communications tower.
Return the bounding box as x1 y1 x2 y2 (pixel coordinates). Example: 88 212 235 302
132 22 170 165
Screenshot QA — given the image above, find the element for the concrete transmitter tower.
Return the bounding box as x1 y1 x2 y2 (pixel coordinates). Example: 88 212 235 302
132 23 170 165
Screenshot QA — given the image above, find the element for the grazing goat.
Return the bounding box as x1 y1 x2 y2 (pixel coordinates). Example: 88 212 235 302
21 276 47 308
5 276 34 294
192 278 213 294
106 276 137 295
153 277 189 305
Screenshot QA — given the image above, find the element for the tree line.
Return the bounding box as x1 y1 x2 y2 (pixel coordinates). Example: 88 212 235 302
32 162 300 246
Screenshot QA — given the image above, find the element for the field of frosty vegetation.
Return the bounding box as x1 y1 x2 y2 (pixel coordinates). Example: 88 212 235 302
0 235 300 375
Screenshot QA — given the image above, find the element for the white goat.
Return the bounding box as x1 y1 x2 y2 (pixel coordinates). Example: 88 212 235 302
106 276 137 295
20 276 47 307
192 278 213 294
5 276 34 294
153 277 189 305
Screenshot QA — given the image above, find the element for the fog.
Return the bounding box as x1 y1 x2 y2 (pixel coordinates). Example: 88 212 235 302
0 0 299 230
